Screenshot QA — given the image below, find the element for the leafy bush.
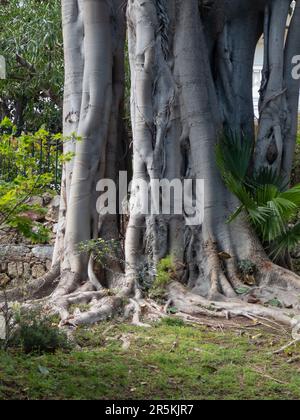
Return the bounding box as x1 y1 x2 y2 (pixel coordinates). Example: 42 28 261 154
12 309 70 354
149 256 176 300
0 117 63 186
78 238 123 268
0 118 75 242
216 134 300 261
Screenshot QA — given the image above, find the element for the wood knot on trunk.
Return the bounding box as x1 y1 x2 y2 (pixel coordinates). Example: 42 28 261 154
266 138 278 165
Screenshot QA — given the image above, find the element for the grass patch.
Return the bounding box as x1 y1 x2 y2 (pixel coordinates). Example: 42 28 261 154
1 320 300 400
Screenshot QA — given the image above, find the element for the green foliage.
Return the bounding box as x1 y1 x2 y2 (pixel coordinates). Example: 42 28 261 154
266 297 283 308
0 0 63 132
149 256 175 300
160 317 184 327
11 309 70 354
237 260 257 276
216 134 300 261
0 117 63 183
78 238 122 268
0 118 73 242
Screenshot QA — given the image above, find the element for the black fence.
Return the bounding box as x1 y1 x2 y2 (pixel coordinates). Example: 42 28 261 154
0 137 62 192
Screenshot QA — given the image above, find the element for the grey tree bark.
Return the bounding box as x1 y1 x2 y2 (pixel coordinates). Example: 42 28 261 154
125 0 300 328
2 0 300 329
254 0 300 178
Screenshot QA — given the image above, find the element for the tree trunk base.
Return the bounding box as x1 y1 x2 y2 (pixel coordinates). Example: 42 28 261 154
2 257 300 341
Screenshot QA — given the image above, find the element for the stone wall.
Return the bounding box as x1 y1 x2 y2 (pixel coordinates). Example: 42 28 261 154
0 245 54 287
0 195 59 287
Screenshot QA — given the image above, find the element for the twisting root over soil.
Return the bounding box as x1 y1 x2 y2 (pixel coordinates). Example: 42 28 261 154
2 259 300 341
0 263 60 304
167 280 300 331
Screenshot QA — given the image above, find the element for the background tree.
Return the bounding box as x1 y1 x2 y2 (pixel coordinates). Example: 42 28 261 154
0 0 63 133
2 0 300 330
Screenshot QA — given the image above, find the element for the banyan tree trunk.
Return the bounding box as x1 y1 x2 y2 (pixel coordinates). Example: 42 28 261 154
2 0 300 330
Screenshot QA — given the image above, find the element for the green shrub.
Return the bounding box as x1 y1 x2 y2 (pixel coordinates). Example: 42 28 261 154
12 310 70 354
0 118 77 243
149 256 175 300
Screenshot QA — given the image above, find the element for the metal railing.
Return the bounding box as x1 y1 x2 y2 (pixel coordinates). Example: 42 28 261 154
0 136 62 192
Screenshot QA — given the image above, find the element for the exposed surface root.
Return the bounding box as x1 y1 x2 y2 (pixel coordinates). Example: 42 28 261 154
2 255 300 340
0 263 60 304
167 281 300 330
51 270 82 299
61 296 124 327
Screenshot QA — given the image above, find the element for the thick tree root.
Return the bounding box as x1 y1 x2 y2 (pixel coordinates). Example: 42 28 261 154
2 254 300 340
0 263 60 304
167 281 300 331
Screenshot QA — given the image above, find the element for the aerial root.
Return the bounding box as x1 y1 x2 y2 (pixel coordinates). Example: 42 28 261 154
205 240 238 300
3 257 300 336
49 289 121 326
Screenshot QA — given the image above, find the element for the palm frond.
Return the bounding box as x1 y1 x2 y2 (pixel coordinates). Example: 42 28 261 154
216 131 300 260
254 184 279 206
249 167 288 192
269 223 300 261
272 197 298 221
248 206 274 227
260 208 285 243
216 134 252 182
280 184 300 206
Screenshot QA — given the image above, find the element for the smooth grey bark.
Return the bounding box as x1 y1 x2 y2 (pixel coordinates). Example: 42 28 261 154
52 0 84 268
53 0 127 301
126 0 300 312
254 0 299 177
211 5 264 140
283 0 300 178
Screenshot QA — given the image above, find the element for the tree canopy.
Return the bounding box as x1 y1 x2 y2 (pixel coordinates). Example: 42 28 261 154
0 0 63 132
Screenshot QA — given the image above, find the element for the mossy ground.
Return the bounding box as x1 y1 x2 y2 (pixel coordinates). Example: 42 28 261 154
0 317 300 400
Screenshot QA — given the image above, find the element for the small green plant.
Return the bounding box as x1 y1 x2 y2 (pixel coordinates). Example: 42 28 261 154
11 309 70 354
237 259 257 286
267 297 283 308
238 259 257 276
216 134 300 262
78 238 123 268
149 256 176 300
